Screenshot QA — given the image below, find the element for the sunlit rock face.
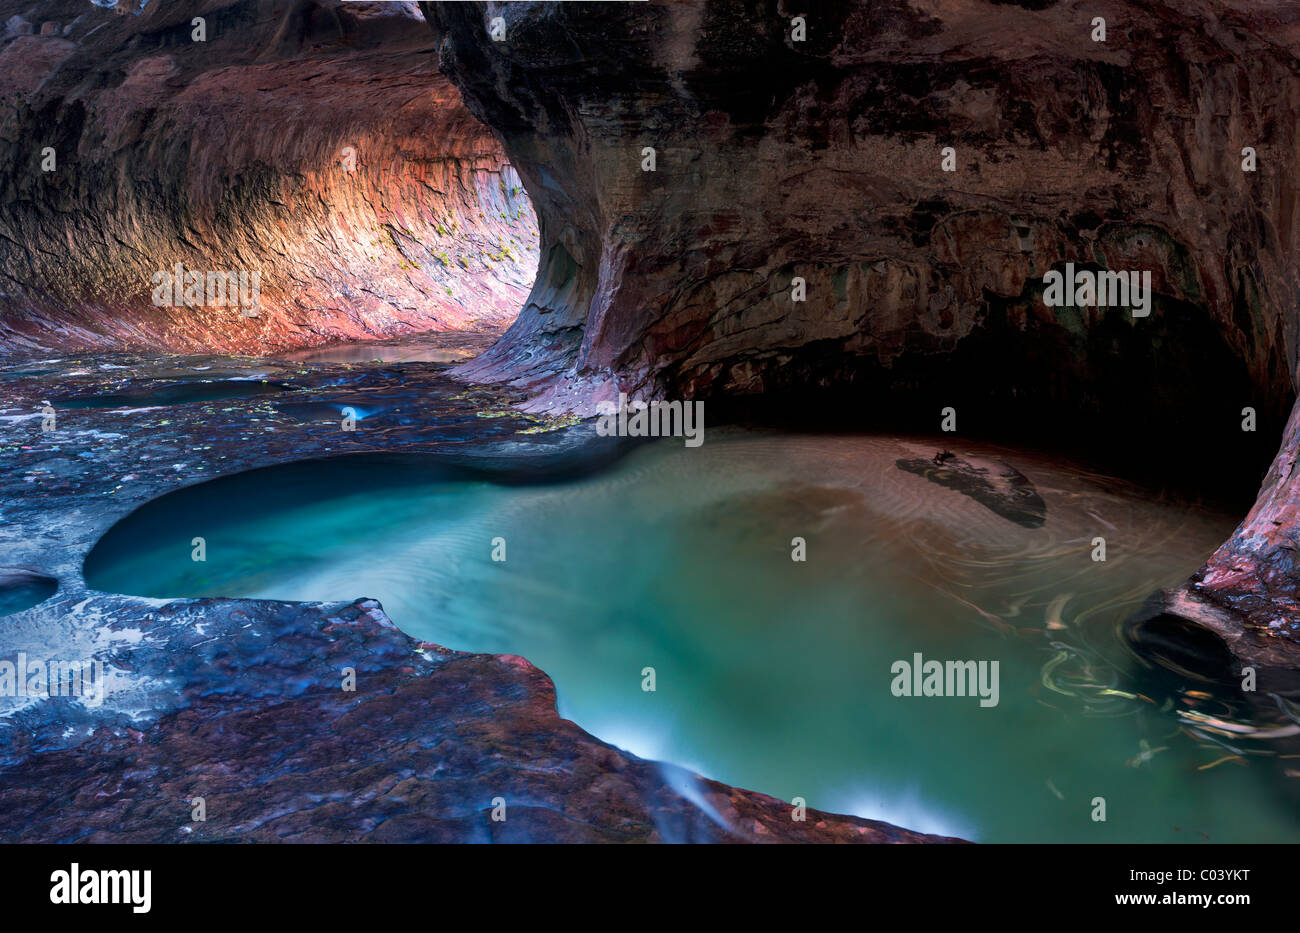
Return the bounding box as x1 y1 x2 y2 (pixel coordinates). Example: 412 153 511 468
0 0 538 356
426 0 1300 664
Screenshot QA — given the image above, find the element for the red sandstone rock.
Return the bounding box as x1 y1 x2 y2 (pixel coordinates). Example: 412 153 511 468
427 1 1296 420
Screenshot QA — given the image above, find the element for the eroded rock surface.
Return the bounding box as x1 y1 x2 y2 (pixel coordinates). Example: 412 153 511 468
428 1 1295 429
1174 399 1300 673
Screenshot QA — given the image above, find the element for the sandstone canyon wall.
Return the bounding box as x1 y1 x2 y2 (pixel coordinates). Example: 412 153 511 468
0 0 537 356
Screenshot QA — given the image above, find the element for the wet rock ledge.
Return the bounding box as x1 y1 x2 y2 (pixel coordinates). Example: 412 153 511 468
0 594 957 843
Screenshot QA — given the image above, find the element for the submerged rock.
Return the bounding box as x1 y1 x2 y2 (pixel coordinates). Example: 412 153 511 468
896 454 1046 529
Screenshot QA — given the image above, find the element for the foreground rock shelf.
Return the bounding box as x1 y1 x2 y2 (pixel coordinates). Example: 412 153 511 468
0 338 956 842
1 593 955 843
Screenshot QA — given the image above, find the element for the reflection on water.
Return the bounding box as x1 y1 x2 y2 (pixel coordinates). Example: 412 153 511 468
83 431 1300 841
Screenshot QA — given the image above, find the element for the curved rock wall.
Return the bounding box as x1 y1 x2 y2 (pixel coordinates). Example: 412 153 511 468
428 1 1296 431
1180 400 1300 672
0 0 537 356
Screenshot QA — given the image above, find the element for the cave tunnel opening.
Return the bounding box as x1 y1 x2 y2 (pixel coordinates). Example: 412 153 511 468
0 0 540 358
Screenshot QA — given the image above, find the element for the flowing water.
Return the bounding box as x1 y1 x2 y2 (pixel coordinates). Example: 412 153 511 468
83 430 1300 842
0 571 58 618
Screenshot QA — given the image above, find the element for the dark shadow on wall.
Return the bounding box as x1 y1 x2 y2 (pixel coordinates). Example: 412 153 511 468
695 285 1292 510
